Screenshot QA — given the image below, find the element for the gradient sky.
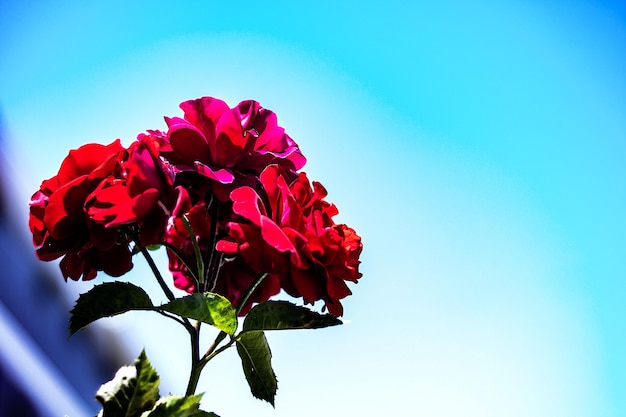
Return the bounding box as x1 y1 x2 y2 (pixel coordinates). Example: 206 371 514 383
1 1 625 416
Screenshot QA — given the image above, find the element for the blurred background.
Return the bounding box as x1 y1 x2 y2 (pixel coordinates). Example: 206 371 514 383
0 1 624 416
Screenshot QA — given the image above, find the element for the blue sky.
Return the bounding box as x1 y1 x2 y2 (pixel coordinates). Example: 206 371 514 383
1 1 625 416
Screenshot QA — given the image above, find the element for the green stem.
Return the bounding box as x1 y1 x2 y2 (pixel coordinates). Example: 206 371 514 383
125 230 212 397
154 309 186 326
184 272 271 395
203 201 221 292
202 335 234 364
186 329 233 395
181 215 205 288
132 235 203 397
137 244 176 302
186 325 202 396
236 272 268 315
139 245 202 393
161 241 200 288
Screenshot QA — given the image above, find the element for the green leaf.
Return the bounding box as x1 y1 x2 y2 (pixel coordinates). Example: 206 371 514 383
160 293 237 335
236 331 277 406
96 350 160 417
243 301 342 332
70 281 153 336
140 394 204 417
130 351 161 413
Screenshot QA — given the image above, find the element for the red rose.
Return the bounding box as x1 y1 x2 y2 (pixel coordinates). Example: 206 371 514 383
165 202 280 313
28 140 133 281
217 165 363 316
162 97 306 201
86 132 190 246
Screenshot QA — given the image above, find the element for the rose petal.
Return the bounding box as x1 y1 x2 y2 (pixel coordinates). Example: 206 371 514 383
194 162 234 184
167 118 212 166
57 140 124 185
44 176 90 240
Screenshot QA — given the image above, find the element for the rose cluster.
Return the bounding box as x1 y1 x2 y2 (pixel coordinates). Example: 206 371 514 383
29 97 362 316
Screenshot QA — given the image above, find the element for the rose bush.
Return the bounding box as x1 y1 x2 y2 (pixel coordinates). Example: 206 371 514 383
28 95 364 416
29 96 362 317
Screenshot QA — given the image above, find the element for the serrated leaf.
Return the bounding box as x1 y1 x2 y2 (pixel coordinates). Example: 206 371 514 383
130 350 161 413
96 350 160 417
243 301 342 332
236 331 277 406
160 293 237 335
140 394 203 417
70 281 153 336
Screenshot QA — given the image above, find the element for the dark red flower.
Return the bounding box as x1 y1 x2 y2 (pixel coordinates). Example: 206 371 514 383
28 140 133 281
165 202 280 313
162 97 306 201
86 132 190 246
217 165 363 316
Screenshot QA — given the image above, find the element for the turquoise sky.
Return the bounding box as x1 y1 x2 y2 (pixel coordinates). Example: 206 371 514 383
1 1 625 416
